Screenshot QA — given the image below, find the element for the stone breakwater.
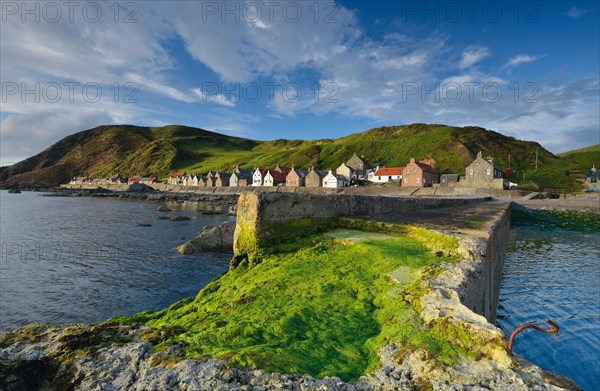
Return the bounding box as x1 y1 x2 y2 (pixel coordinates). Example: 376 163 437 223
0 193 583 390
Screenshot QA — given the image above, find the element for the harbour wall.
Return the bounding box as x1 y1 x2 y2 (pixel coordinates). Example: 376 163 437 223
233 191 511 324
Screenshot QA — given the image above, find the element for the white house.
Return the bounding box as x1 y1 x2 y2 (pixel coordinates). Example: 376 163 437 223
252 168 265 186
371 167 403 183
323 170 350 188
191 174 199 186
182 174 190 186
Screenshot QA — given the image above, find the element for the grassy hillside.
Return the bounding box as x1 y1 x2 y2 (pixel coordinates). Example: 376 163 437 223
1 123 595 190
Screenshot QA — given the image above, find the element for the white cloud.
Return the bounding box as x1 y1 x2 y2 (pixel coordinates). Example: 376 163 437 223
459 46 490 69
565 7 588 18
0 1 597 158
505 54 539 68
0 111 114 163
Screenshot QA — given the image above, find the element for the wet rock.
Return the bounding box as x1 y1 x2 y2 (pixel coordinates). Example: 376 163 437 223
156 206 172 212
128 182 154 193
177 220 235 253
169 216 191 221
7 188 21 193
147 194 166 201
138 223 152 227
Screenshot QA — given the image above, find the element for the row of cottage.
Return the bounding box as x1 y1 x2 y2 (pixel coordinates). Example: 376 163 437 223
165 153 441 189
70 152 507 190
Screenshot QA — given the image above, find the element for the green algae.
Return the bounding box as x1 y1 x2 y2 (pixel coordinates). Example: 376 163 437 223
109 225 476 381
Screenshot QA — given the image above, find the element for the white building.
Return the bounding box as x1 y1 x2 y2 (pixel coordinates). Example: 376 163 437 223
371 167 403 183
252 168 265 186
323 170 350 188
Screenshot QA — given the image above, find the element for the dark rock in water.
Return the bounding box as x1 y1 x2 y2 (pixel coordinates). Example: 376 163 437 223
201 211 221 215
147 194 166 201
128 182 154 193
156 206 172 212
169 216 191 221
177 220 235 253
157 216 170 220
138 223 152 227
7 188 21 193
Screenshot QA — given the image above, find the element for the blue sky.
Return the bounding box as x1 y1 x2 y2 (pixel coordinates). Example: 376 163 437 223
1 0 598 163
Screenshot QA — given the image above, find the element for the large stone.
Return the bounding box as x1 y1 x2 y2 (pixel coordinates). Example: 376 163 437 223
128 182 154 192
177 220 235 253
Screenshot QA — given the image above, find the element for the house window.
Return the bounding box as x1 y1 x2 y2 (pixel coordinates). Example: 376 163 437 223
416 177 420 183
469 168 474 176
389 176 392 180
486 168 491 176
404 178 408 183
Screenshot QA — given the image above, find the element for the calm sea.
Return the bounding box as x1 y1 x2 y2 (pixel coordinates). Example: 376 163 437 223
0 190 232 331
496 210 600 391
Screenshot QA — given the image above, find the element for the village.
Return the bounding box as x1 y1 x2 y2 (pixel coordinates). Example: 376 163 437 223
69 151 514 190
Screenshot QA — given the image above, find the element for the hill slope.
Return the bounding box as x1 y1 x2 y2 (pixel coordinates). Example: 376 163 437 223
1 123 593 190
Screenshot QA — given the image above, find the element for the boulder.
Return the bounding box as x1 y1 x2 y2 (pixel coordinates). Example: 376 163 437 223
128 182 154 193
7 188 21 193
156 206 172 212
177 220 235 253
169 216 191 221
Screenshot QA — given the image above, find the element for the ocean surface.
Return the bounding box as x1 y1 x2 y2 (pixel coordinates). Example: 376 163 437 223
496 210 600 391
0 190 232 331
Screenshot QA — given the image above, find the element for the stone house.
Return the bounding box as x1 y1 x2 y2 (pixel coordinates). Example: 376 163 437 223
403 158 438 187
336 163 354 182
323 170 350 188
215 172 231 187
263 170 287 186
371 167 403 183
273 164 292 175
286 167 308 187
461 152 506 189
305 167 326 187
346 153 373 179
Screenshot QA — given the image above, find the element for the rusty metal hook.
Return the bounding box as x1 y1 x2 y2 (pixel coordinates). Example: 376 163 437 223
505 318 560 352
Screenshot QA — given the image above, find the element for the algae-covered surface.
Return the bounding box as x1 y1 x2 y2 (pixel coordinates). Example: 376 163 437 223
111 227 470 381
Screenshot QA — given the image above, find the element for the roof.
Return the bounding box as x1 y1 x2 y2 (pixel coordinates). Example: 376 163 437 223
170 173 182 178
288 168 308 178
268 170 287 181
416 162 438 174
233 171 253 180
374 167 404 176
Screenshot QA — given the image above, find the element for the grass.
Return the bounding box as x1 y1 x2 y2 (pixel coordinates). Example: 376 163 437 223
6 123 596 191
110 228 472 382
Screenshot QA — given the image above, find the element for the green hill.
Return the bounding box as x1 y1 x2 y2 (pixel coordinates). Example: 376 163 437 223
1 123 595 191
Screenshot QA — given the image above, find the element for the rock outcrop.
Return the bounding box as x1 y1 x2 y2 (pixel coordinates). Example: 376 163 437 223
0 323 581 390
128 182 154 193
177 220 235 254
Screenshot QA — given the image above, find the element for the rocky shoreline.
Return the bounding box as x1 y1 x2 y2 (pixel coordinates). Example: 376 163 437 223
0 320 581 391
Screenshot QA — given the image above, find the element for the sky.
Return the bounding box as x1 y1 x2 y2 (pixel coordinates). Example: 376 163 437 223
1 0 599 164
